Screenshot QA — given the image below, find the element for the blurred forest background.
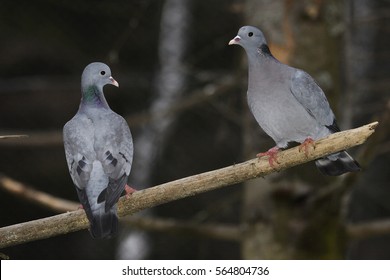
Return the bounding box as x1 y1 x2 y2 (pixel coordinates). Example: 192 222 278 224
0 0 389 259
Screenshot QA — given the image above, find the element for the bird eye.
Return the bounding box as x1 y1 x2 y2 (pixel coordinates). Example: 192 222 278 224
248 32 253 37
100 71 106 75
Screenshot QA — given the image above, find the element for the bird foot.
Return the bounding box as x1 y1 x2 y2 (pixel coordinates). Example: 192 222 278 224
125 184 137 199
257 146 280 168
299 137 315 156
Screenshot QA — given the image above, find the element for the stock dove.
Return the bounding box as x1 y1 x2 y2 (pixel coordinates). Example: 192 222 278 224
63 62 134 238
229 26 360 176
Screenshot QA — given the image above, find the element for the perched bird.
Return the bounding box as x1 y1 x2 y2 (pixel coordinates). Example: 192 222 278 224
229 26 360 176
63 62 133 238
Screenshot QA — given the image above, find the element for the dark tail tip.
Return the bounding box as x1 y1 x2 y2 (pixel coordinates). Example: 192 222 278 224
89 210 118 239
315 151 361 176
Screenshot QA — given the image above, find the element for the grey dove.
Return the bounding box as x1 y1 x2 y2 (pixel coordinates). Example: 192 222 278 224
63 62 134 238
229 26 360 176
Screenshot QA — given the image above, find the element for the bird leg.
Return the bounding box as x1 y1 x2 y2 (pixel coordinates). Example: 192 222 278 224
125 184 137 199
257 146 280 168
299 137 315 156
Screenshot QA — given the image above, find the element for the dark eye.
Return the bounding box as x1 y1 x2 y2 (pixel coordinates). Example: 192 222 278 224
248 32 253 37
100 71 106 75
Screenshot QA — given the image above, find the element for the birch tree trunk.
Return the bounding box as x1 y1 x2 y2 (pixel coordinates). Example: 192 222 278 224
117 0 191 259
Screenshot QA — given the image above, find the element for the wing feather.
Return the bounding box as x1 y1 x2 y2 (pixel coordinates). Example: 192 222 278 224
64 111 133 212
290 70 336 128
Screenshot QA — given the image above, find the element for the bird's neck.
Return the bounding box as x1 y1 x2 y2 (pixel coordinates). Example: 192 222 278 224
258 44 275 59
80 85 110 109
247 44 277 67
246 44 279 91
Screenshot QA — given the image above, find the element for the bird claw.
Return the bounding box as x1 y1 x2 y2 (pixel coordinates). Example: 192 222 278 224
299 137 315 156
257 147 280 168
125 184 137 199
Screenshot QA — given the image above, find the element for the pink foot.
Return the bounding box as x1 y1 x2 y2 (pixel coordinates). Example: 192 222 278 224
257 146 280 168
299 137 315 156
78 204 84 210
125 184 137 199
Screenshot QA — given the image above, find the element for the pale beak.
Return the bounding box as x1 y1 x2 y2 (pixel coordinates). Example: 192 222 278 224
109 76 119 87
228 35 241 45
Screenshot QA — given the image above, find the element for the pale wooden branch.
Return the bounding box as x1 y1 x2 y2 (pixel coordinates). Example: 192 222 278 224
0 174 241 241
0 122 378 248
0 174 79 213
346 219 390 239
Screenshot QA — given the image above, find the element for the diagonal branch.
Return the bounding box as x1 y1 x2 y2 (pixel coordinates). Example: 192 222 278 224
0 175 79 213
0 174 242 241
0 122 378 248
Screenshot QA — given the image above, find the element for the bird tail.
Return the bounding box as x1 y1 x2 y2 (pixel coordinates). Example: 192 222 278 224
315 150 361 176
90 206 118 239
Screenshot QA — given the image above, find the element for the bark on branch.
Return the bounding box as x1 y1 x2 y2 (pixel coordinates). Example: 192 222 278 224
0 122 378 248
0 175 79 213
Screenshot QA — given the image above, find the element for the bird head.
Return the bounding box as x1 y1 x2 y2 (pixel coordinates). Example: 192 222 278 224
81 62 119 92
228 26 268 50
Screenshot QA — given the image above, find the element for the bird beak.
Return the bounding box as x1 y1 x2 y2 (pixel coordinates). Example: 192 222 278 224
228 35 241 45
109 76 119 88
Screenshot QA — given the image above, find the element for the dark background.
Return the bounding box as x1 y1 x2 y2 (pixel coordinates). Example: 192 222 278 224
0 0 389 259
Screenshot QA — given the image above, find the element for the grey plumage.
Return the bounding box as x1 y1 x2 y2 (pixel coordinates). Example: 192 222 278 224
63 62 133 238
229 26 360 176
